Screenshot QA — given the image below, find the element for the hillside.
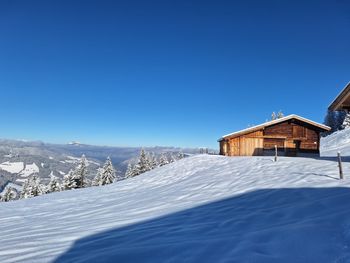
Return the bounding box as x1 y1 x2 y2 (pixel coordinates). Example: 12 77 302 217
0 139 200 191
321 128 350 156
1 155 350 262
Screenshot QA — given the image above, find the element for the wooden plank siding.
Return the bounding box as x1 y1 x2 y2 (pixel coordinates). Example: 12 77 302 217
220 118 323 157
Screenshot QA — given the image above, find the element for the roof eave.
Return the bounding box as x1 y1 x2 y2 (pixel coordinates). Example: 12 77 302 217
328 81 350 111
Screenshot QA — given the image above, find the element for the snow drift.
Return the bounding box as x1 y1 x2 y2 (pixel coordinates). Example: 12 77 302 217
1 155 350 262
321 128 350 156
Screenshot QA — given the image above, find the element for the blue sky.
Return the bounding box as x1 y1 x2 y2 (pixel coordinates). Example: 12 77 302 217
0 0 349 149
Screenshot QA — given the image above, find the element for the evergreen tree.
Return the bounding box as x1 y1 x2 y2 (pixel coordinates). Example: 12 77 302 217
158 153 169 167
20 174 45 199
148 153 158 170
1 187 16 202
177 151 185 160
47 175 61 193
136 149 151 174
73 154 87 188
93 157 116 186
277 111 284 119
62 170 77 190
169 153 177 163
124 163 135 178
324 110 346 133
342 112 350 129
271 112 277 120
131 163 141 177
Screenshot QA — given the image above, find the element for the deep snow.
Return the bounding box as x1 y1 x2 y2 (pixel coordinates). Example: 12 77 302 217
1 155 350 262
321 128 350 156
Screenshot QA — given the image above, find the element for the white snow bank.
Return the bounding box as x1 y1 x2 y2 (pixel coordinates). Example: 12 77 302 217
1 155 350 262
19 163 39 177
321 128 350 156
0 161 24 174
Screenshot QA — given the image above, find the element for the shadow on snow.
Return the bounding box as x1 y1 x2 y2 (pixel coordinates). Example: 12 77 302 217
54 187 350 263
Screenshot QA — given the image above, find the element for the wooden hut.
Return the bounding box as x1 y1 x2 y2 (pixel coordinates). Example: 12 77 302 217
329 82 350 112
218 114 330 157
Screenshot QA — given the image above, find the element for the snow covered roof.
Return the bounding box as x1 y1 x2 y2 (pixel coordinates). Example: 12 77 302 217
328 81 350 111
218 114 331 141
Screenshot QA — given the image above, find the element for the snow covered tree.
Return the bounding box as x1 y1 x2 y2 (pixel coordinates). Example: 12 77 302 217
47 175 61 193
147 153 158 170
136 149 151 174
73 154 88 188
342 112 350 129
124 163 135 178
324 110 346 133
20 174 45 199
169 153 177 163
158 153 169 167
177 151 185 160
93 157 116 186
277 111 284 119
1 187 16 202
271 112 277 120
62 170 77 190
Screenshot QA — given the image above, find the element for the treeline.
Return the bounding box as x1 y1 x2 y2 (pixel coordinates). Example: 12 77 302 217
0 149 185 202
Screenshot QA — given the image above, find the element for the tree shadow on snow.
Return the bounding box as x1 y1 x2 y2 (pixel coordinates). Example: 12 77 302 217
53 187 350 263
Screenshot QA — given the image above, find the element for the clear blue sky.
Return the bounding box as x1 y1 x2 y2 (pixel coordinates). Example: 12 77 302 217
0 0 349 149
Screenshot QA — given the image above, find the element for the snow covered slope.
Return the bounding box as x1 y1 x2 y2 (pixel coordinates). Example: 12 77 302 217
321 128 350 156
1 155 350 262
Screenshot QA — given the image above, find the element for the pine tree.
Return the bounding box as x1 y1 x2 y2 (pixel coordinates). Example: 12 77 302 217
1 187 16 202
47 175 61 193
136 149 151 174
20 174 45 199
324 110 347 133
93 157 116 186
342 112 350 129
277 111 284 119
169 153 177 163
177 151 185 160
131 163 141 177
271 112 277 120
124 163 135 178
20 179 31 199
62 170 77 190
73 154 87 188
158 153 169 167
148 153 158 170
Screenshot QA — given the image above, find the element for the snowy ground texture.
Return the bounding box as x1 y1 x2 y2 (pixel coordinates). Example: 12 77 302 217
321 128 350 156
1 155 350 262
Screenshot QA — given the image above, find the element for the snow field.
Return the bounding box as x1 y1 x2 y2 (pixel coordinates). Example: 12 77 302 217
1 155 350 262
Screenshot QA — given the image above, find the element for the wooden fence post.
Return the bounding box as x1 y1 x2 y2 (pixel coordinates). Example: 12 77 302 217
274 145 278 162
338 151 344 180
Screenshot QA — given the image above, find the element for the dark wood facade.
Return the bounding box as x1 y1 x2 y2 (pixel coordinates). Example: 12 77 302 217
219 115 330 157
329 82 350 112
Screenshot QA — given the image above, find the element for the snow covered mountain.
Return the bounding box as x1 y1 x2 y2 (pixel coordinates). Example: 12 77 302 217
1 155 350 262
321 128 350 156
0 139 202 191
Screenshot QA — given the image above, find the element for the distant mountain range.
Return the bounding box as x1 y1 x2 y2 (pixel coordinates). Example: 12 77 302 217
0 139 208 191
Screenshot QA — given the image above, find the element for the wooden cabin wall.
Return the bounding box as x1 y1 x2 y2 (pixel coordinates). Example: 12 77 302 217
227 131 263 156
221 119 322 157
264 120 319 152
